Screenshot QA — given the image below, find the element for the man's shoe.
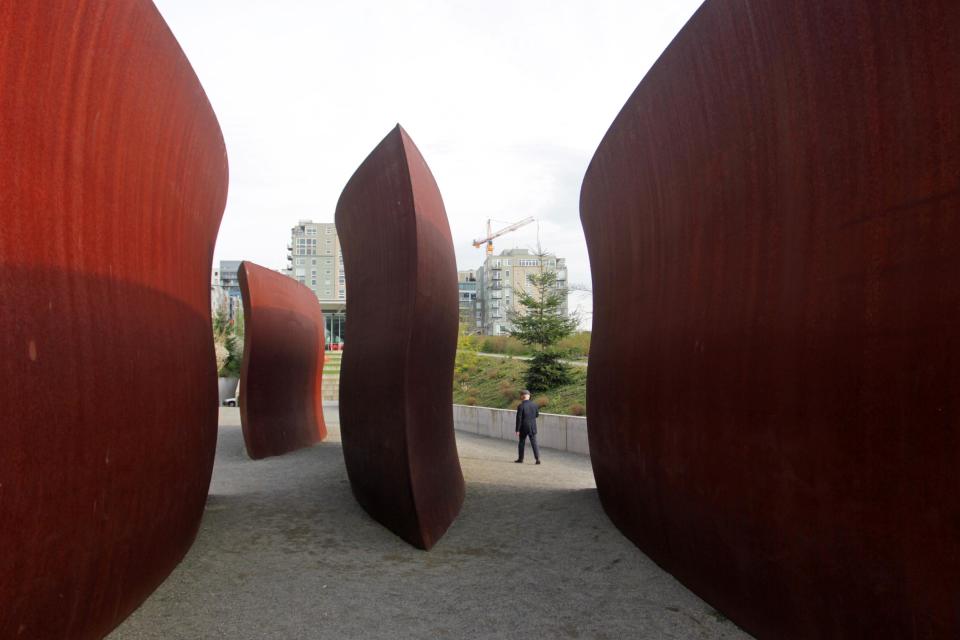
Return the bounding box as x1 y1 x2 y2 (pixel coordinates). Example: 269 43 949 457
514 459 523 463
535 460 541 465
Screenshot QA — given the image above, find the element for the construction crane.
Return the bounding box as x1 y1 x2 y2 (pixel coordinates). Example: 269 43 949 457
472 217 535 255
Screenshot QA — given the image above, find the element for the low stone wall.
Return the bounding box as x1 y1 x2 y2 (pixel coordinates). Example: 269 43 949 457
452 404 590 456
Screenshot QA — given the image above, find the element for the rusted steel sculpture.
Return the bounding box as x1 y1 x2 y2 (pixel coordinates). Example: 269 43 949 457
335 125 464 550
0 3 228 638
580 1 959 638
238 261 327 459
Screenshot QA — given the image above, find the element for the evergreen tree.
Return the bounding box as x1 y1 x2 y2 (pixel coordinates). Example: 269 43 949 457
508 253 578 392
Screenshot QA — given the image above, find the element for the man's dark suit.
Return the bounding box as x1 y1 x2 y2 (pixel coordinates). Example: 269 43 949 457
515 399 540 462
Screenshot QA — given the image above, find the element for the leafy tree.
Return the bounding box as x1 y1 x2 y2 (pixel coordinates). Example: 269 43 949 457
213 305 244 378
455 322 479 374
509 253 578 392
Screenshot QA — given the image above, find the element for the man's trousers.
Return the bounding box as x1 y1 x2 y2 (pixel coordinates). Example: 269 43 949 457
517 431 540 461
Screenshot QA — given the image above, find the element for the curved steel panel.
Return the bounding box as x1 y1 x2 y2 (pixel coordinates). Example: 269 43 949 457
580 1 960 638
0 2 228 638
335 125 464 550
238 261 327 459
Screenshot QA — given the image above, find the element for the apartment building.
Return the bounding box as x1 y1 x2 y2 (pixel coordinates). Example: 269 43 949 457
476 248 567 336
285 220 346 346
211 260 242 320
458 269 482 334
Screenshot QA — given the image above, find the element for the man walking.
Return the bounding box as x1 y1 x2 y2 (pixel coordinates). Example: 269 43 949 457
515 390 540 464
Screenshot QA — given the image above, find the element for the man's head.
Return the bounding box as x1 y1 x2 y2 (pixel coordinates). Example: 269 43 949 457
521 390 531 401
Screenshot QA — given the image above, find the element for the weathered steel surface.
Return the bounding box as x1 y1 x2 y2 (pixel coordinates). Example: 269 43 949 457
580 1 960 638
238 261 327 459
335 125 464 550
0 2 228 638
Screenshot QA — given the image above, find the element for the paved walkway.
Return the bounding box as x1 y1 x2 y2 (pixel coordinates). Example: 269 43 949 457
110 408 750 639
468 350 589 367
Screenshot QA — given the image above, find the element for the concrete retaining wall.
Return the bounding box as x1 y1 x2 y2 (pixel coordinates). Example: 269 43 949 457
452 404 590 456
322 377 339 402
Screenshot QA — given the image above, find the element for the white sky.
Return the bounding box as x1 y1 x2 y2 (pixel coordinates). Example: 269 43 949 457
155 0 703 326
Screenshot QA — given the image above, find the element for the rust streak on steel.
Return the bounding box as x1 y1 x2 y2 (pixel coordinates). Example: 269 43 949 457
335 125 464 550
579 1 960 638
238 261 327 459
0 2 228 638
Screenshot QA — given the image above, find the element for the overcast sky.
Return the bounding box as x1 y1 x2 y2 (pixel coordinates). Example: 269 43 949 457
155 0 703 325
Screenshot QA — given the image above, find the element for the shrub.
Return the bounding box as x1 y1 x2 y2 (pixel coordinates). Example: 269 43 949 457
504 338 529 356
213 308 243 377
479 335 529 356
479 337 498 353
558 331 591 358
569 403 586 416
534 396 549 408
465 396 478 406
455 323 479 373
498 381 519 401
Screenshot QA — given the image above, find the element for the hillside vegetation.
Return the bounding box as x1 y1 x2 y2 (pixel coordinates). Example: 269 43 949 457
464 331 591 359
453 352 587 416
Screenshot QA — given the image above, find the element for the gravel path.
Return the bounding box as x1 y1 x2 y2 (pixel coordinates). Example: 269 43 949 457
110 407 750 639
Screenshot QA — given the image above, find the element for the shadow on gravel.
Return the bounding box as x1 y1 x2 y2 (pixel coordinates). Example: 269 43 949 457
110 418 751 640
202 427 604 560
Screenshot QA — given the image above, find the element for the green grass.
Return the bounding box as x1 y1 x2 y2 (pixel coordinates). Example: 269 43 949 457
321 349 586 416
452 352 586 416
